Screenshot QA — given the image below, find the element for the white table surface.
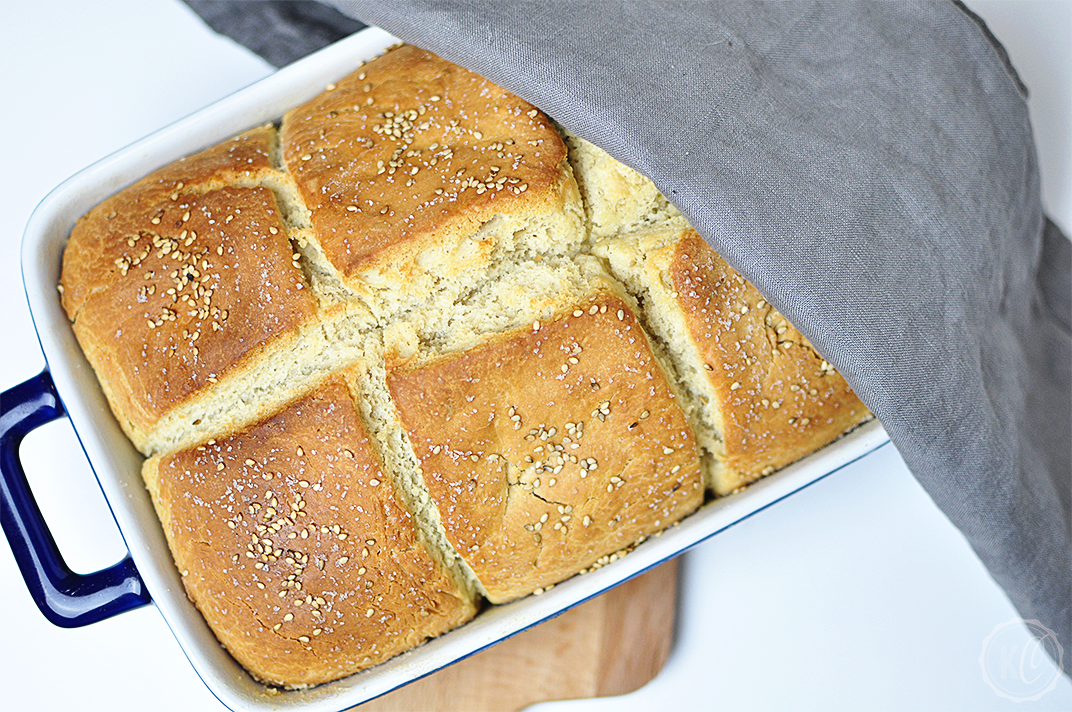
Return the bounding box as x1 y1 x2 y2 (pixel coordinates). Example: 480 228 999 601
0 1 1068 710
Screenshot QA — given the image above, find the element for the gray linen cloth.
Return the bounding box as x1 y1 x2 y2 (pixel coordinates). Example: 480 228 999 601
182 0 1071 659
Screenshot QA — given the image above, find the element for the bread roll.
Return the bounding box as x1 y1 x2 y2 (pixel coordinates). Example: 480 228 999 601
60 126 327 454
143 375 477 687
594 227 871 494
385 259 703 602
281 44 584 319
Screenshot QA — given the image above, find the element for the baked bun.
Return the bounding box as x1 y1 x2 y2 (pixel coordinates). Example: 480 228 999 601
385 260 703 602
281 44 583 318
143 375 477 688
595 227 871 494
60 127 321 454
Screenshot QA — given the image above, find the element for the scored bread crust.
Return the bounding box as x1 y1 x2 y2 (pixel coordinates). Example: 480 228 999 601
387 285 703 603
62 45 585 456
143 376 477 688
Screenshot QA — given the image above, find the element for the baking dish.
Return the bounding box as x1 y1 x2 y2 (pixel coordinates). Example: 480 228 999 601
2 25 890 712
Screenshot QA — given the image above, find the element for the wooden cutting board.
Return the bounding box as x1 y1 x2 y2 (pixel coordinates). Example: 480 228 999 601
353 557 678 711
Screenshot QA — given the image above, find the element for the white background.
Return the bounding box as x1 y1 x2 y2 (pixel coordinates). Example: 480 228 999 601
0 1 1068 710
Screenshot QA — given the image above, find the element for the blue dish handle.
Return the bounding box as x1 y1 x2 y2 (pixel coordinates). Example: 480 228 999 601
0 370 150 627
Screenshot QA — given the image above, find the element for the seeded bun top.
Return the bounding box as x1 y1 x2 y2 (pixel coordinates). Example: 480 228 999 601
665 231 870 491
143 376 477 688
282 44 579 300
595 227 871 494
60 127 316 447
388 276 703 603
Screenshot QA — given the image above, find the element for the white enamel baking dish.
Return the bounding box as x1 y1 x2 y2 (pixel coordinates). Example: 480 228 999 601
4 25 890 712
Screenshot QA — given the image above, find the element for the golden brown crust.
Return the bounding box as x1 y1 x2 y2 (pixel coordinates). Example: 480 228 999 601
145 377 476 688
668 231 870 492
281 44 571 282
61 126 278 320
60 127 316 444
387 293 703 603
67 186 315 442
